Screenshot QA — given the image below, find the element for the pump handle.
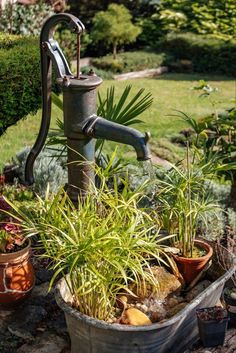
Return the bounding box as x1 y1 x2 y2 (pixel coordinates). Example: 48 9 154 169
25 13 85 185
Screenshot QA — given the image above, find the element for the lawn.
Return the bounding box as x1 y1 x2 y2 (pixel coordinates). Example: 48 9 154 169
0 73 235 170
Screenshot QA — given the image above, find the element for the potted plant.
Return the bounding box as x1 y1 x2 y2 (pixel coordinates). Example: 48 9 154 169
8 164 180 349
155 145 220 283
0 196 35 306
224 286 236 327
196 307 229 347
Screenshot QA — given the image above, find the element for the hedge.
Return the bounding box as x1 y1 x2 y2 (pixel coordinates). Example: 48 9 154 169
158 33 236 76
0 35 41 136
91 51 167 73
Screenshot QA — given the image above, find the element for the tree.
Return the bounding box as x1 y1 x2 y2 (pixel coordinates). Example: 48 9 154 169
91 3 141 59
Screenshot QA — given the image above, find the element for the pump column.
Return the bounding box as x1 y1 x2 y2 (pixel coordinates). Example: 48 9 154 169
58 74 103 202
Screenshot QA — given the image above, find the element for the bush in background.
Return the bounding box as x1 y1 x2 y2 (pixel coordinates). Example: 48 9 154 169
91 51 167 73
0 2 53 35
158 33 236 76
0 35 41 136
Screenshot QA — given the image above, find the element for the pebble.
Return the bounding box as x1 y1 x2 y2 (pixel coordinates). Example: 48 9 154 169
121 308 152 326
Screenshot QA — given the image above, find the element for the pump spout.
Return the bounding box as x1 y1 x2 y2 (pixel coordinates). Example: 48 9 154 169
83 116 152 161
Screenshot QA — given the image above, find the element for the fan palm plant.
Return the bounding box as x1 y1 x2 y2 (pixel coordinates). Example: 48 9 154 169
47 85 153 161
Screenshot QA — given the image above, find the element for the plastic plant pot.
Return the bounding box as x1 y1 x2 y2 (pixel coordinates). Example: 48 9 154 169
224 287 236 327
196 307 229 348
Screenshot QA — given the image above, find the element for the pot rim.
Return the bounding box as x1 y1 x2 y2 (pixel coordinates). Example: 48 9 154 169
55 243 234 332
0 239 31 263
174 239 213 262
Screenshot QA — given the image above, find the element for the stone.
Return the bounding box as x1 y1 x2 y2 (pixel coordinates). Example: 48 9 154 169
129 266 182 301
35 269 54 285
185 280 212 302
47 311 67 335
0 309 14 332
28 282 55 308
17 332 68 353
167 302 188 317
8 305 47 340
121 308 152 326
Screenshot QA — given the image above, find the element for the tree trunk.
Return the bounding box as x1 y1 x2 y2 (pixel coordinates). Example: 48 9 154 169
113 43 117 60
228 171 236 210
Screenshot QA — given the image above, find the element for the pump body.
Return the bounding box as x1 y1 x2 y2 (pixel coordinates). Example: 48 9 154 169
25 13 151 201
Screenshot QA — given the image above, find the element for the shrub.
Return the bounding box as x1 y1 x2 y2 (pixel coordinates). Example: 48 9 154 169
91 51 167 73
0 35 41 136
0 2 53 36
158 33 236 76
81 66 114 80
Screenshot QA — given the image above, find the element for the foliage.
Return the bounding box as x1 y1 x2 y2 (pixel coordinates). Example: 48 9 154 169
0 190 26 253
81 66 114 80
197 307 227 322
159 0 236 38
179 81 236 181
14 147 67 196
92 51 167 73
8 165 173 320
158 32 236 76
47 85 153 160
0 182 34 203
55 28 91 63
0 35 41 136
0 226 24 253
155 144 221 257
91 3 141 59
0 2 53 35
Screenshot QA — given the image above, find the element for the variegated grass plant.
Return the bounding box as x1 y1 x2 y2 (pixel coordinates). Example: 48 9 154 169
7 166 173 321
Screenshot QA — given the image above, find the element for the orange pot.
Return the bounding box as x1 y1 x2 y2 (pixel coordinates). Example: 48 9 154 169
0 241 35 306
173 240 213 284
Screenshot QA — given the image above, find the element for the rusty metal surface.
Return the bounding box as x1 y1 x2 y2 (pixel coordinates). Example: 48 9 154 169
55 242 235 353
25 13 85 186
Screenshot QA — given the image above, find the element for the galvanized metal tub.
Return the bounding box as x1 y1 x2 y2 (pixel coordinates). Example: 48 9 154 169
55 242 235 353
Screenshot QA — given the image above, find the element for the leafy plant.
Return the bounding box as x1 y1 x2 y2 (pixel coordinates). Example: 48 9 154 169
91 3 141 59
155 144 221 257
8 166 174 321
47 85 153 161
0 35 41 136
0 221 24 253
196 307 227 322
0 2 53 35
176 81 236 208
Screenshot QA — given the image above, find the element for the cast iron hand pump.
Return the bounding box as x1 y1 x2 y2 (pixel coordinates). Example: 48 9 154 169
25 13 151 202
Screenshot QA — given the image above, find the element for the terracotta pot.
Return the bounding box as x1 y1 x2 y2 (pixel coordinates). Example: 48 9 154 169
0 241 35 306
173 240 213 284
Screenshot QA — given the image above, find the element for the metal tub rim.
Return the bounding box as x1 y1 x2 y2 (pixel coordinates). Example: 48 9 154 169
55 245 235 332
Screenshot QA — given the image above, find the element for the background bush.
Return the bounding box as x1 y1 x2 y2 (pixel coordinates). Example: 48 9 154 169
91 51 167 73
0 35 41 136
158 33 236 76
0 2 53 35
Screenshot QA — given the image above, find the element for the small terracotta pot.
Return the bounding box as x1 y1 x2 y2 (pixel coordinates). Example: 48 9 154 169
173 240 213 284
0 241 35 306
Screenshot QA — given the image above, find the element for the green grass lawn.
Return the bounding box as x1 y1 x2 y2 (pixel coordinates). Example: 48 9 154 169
0 73 235 170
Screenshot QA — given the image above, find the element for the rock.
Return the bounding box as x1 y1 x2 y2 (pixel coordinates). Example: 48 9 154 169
121 308 152 326
0 309 14 332
167 297 179 308
130 266 182 301
28 282 55 308
35 269 54 285
17 332 68 353
167 302 188 317
8 305 47 340
47 311 67 335
185 280 211 302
